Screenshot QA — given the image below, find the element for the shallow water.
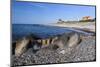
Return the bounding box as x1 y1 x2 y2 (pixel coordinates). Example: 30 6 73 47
12 24 94 41
12 24 73 40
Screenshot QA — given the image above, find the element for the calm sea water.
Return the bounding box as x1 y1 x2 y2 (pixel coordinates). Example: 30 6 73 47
12 24 73 40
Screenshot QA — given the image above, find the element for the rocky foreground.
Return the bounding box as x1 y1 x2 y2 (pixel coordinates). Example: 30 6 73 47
12 35 96 66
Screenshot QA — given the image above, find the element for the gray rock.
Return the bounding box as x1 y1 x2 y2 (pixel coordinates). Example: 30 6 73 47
12 35 96 66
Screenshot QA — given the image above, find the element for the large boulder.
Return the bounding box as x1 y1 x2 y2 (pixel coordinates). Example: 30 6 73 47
51 32 81 54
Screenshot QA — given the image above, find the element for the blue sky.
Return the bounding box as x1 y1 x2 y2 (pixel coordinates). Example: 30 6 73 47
12 1 95 24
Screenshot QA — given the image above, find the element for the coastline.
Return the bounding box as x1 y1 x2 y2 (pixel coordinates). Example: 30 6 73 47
12 22 96 66
49 22 95 33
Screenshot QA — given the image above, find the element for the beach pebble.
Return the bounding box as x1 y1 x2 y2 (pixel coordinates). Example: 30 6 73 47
12 35 96 66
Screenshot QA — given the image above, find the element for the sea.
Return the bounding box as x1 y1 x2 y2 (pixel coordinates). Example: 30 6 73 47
12 24 73 41
12 24 94 41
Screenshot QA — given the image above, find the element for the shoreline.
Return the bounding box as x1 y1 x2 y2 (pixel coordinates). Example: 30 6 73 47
12 22 96 66
48 22 95 33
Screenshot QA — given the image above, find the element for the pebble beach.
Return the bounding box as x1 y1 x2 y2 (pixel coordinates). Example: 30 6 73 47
12 35 96 66
12 22 96 66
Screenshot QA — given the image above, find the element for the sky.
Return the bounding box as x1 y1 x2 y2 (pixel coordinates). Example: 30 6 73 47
12 0 96 24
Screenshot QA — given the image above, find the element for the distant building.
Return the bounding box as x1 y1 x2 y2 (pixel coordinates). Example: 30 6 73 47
79 16 95 22
82 16 92 21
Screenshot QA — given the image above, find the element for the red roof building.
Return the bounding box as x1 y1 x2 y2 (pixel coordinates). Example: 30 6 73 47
82 16 92 20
